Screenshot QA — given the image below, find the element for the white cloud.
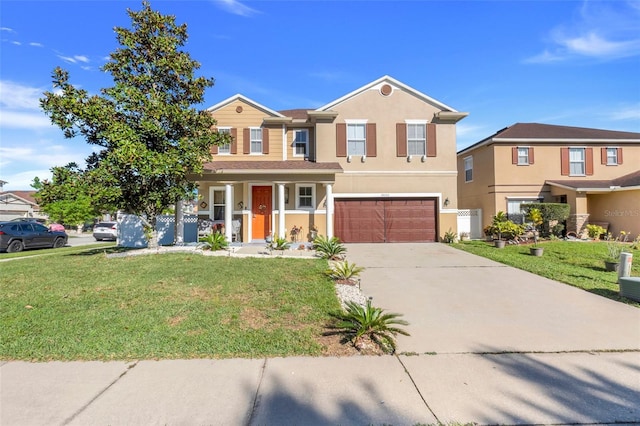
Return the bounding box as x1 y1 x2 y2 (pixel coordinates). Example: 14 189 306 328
29 42 44 47
213 0 260 17
75 55 89 63
0 81 44 110
608 104 640 121
0 111 51 129
526 0 640 63
0 169 52 191
1 27 14 33
11 41 21 46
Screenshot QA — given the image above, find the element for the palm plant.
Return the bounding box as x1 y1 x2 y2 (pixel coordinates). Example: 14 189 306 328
313 235 346 260
325 260 364 282
197 232 228 251
327 300 410 353
272 236 289 250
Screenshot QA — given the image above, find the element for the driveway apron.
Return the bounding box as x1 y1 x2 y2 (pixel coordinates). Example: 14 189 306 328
345 243 640 354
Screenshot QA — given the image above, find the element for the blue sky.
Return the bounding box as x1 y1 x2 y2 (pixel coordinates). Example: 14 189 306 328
1 0 639 190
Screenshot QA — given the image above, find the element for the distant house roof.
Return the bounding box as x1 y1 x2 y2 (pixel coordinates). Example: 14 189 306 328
458 123 640 155
0 191 38 206
546 170 640 193
202 160 343 174
278 109 311 120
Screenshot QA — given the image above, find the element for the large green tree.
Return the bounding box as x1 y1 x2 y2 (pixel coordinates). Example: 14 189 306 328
34 163 102 227
40 1 228 225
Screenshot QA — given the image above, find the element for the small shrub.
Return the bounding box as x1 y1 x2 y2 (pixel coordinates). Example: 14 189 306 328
272 236 289 250
313 235 346 260
197 232 228 251
326 261 364 281
326 300 410 354
586 224 606 239
442 228 457 243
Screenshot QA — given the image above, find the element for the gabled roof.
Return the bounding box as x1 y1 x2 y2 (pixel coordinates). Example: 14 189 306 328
278 109 311 120
546 170 640 193
316 75 460 113
458 123 640 155
206 94 285 118
0 191 38 206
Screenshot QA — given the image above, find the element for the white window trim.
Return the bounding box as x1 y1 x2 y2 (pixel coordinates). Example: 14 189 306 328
568 147 586 176
250 127 262 155
346 122 366 157
292 129 309 158
606 147 618 166
407 122 427 156
464 156 473 183
208 186 227 220
217 127 231 155
295 183 315 210
517 146 529 165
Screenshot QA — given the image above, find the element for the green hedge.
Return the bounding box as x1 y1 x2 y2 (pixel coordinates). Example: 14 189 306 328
522 203 570 236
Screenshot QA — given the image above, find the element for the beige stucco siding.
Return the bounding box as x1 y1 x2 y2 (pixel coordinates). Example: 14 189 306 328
587 191 640 239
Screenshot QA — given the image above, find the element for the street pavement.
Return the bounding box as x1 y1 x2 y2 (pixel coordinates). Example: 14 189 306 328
1 243 639 425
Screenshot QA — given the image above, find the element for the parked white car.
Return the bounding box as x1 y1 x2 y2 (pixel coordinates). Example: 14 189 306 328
93 222 117 241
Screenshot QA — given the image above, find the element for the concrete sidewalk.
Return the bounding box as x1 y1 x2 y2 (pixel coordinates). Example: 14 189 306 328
2 352 639 425
2 242 639 425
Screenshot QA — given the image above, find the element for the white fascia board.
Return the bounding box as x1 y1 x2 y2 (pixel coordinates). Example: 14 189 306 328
333 192 443 198
316 75 459 113
493 138 640 143
206 94 285 118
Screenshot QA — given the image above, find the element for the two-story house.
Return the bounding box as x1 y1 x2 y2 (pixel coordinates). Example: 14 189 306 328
192 76 468 243
457 123 640 239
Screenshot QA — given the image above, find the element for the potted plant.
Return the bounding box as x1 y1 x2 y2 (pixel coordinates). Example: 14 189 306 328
604 231 629 272
527 208 544 256
492 211 509 248
459 231 469 241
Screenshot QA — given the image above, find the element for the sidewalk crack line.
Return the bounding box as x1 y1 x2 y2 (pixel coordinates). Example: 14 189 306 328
246 358 267 426
395 354 440 424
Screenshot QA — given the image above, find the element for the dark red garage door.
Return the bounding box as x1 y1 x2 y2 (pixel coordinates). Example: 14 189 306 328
334 198 437 243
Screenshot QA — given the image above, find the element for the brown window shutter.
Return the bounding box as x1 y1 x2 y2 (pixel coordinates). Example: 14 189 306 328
560 147 569 175
243 128 250 154
366 123 377 157
336 123 347 157
512 147 518 164
528 147 534 164
396 123 407 157
211 144 218 154
262 128 269 154
308 127 315 160
230 128 237 154
617 147 623 164
601 147 607 164
426 123 437 157
585 147 594 175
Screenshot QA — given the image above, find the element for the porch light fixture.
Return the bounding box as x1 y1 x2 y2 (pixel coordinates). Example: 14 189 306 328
237 201 244 210
444 197 450 207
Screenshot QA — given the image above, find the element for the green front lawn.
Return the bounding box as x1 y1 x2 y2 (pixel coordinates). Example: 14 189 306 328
1 250 338 361
453 240 640 307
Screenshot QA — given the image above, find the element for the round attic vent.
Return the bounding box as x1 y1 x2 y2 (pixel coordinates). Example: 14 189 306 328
380 84 392 96
236 106 243 113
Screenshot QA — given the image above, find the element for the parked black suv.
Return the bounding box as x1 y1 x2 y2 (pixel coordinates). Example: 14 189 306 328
0 220 68 253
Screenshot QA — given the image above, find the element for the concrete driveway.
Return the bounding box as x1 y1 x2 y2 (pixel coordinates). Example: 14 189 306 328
345 243 640 354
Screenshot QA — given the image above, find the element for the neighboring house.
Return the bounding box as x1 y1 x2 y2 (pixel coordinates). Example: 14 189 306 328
192 75 468 243
0 191 43 221
457 123 640 239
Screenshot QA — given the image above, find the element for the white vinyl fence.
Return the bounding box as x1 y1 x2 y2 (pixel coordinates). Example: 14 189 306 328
457 209 483 240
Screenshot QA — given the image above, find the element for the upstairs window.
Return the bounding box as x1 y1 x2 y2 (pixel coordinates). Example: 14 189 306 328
293 129 308 157
606 147 618 165
517 147 529 165
347 123 366 156
407 123 426 156
464 156 473 182
217 128 231 154
250 128 262 154
569 148 585 176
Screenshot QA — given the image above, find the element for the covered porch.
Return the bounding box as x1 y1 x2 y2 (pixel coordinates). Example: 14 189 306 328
192 161 343 243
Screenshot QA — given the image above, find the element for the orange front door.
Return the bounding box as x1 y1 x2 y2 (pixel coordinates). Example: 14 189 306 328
251 186 272 240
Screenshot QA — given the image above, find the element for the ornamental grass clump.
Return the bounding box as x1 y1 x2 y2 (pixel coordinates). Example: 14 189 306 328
327 300 410 354
197 232 228 251
325 260 364 283
313 235 346 260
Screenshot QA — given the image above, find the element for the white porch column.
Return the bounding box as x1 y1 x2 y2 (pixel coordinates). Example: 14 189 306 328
175 199 184 245
224 184 233 242
325 183 334 238
277 183 286 239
